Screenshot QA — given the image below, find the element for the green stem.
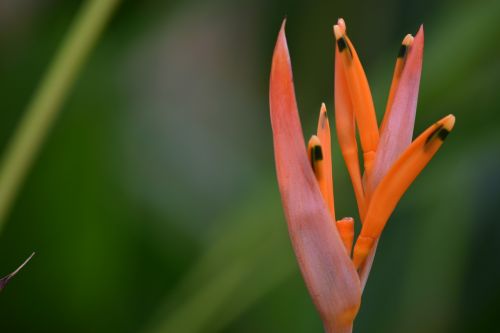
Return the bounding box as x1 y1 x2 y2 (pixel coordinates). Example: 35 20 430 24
0 0 121 232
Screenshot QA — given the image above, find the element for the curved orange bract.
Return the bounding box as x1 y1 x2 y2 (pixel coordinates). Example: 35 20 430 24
353 114 455 268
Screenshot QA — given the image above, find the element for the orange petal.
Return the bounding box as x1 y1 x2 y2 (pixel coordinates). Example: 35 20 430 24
357 238 379 291
307 135 333 220
270 20 360 328
316 104 335 219
353 115 455 268
334 44 365 217
334 20 379 176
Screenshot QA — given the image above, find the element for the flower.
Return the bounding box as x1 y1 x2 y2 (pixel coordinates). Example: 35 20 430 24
269 18 455 332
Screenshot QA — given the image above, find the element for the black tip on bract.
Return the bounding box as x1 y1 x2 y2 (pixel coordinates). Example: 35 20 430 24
337 37 347 52
397 44 407 58
425 125 442 144
0 252 35 292
437 128 450 141
425 125 451 144
313 145 323 161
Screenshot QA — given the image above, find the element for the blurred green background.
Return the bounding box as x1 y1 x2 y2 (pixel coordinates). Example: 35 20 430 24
0 0 499 332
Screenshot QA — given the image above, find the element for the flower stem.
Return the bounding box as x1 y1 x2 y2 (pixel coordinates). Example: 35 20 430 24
0 0 121 233
324 321 354 333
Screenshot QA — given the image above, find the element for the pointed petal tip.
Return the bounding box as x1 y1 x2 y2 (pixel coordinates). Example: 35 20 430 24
320 102 327 113
276 18 287 45
270 18 292 90
415 24 424 40
318 103 330 131
280 17 287 32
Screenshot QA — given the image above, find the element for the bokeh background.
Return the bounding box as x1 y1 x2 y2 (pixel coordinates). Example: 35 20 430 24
0 0 499 332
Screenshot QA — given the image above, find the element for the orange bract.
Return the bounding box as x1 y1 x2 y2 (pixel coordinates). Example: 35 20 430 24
336 217 355 256
316 104 335 219
308 134 335 220
353 115 455 268
335 46 365 218
333 24 379 177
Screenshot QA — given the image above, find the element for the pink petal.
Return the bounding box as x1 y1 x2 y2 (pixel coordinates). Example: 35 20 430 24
367 26 424 194
360 26 424 289
270 20 360 328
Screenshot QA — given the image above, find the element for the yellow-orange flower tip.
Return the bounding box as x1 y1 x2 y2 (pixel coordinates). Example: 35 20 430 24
336 217 355 256
398 34 414 58
443 114 456 131
337 18 346 33
333 24 342 39
402 34 414 46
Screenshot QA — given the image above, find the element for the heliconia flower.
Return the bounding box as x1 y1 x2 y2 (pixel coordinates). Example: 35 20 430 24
0 253 34 292
269 18 455 331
